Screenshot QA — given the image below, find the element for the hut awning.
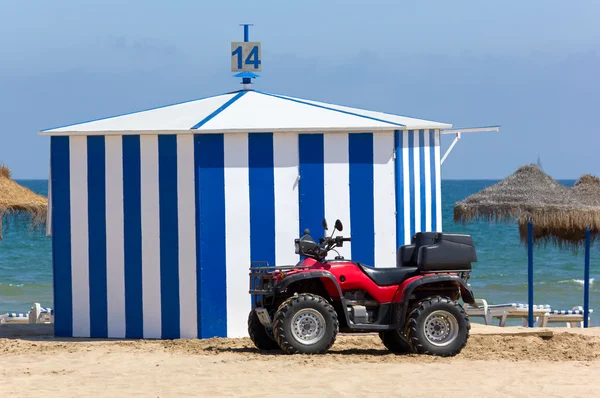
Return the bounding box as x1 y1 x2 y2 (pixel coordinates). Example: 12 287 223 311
38 90 452 135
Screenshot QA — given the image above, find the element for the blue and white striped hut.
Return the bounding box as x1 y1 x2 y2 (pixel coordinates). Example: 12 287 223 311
41 89 467 339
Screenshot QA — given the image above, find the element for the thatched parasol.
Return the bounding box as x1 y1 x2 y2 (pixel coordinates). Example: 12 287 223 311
0 165 48 239
573 174 600 206
454 164 600 327
572 174 600 327
512 173 600 328
454 164 592 227
516 174 600 248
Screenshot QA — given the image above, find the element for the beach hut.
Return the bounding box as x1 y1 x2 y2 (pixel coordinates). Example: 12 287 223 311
455 164 600 326
39 28 499 339
0 165 47 240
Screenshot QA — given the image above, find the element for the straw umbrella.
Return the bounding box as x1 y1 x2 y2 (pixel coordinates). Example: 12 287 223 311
517 174 600 248
454 164 591 326
573 175 600 327
518 174 600 327
0 165 48 239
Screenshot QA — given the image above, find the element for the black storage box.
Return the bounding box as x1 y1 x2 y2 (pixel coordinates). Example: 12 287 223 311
397 232 476 272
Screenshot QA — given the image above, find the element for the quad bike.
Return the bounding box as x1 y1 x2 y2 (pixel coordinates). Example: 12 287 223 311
248 219 478 356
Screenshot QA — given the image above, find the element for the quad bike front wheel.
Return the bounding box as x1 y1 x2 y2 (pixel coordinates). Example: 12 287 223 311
248 308 280 351
273 293 339 354
406 296 470 357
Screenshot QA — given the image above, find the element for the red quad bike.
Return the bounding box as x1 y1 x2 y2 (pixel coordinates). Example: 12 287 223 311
248 219 478 357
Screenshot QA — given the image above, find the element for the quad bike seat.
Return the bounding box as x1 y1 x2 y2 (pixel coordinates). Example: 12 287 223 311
356 263 419 286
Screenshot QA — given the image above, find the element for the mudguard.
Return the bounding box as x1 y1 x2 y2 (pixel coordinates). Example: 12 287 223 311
273 271 343 299
273 271 351 327
395 274 476 328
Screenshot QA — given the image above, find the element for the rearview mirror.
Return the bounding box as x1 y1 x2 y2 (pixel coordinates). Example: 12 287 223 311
335 219 343 231
304 229 310 235
322 219 328 230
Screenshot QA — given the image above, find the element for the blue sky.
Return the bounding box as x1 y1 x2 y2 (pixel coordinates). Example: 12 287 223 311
1 0 598 179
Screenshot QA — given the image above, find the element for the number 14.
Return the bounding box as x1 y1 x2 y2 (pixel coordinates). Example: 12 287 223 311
232 45 261 69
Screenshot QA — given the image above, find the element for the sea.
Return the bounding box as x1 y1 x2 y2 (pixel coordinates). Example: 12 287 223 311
1 180 598 326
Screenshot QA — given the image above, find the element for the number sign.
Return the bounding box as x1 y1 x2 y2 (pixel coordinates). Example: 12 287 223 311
231 42 262 72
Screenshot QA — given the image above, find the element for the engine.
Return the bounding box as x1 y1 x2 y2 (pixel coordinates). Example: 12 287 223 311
344 290 379 324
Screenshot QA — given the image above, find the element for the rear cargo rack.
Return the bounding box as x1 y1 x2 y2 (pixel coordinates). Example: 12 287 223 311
249 262 311 307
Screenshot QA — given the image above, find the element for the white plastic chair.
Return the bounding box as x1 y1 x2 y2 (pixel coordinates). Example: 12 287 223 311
29 303 54 324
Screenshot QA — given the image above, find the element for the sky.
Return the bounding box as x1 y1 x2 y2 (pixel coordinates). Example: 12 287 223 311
1 0 598 179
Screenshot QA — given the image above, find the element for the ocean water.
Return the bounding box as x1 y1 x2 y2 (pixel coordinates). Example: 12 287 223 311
1 180 598 326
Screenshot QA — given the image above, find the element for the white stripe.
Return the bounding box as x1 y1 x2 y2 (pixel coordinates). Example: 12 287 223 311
323 133 351 259
273 133 300 266
140 135 161 338
434 131 442 231
69 136 90 337
373 132 396 268
423 130 432 232
224 133 250 338
105 136 126 338
177 135 198 339
402 131 410 245
413 131 421 233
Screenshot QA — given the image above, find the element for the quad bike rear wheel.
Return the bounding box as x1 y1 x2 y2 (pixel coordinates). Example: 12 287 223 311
379 330 414 354
248 308 280 351
273 293 339 354
406 296 470 357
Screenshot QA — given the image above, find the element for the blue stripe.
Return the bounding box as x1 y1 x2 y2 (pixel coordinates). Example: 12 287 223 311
122 136 143 339
394 130 404 247
87 136 108 338
50 136 72 337
349 133 374 265
429 130 437 231
408 131 415 237
419 130 426 233
256 91 406 127
158 135 180 339
191 91 247 129
248 133 276 307
298 134 325 240
195 134 227 338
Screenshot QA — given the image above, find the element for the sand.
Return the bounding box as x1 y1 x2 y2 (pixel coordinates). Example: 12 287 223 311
2 325 600 397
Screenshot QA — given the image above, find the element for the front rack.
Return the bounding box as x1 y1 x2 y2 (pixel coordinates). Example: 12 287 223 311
249 262 311 307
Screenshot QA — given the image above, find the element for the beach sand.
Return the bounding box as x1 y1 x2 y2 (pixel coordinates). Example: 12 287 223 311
2 324 600 397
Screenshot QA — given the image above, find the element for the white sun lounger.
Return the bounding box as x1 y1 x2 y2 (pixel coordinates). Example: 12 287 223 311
495 303 552 327
0 312 30 324
465 299 551 326
540 306 594 328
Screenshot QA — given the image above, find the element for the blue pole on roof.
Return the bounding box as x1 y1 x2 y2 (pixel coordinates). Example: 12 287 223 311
241 24 252 86
527 220 534 327
243 24 250 42
584 228 591 328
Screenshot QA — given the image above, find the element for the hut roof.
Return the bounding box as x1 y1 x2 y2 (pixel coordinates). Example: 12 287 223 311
0 165 48 239
39 90 452 135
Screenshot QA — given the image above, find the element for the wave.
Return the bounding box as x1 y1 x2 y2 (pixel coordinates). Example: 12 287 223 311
557 278 595 286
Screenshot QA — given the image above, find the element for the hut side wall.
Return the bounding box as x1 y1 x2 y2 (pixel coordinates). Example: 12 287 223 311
49 129 441 339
